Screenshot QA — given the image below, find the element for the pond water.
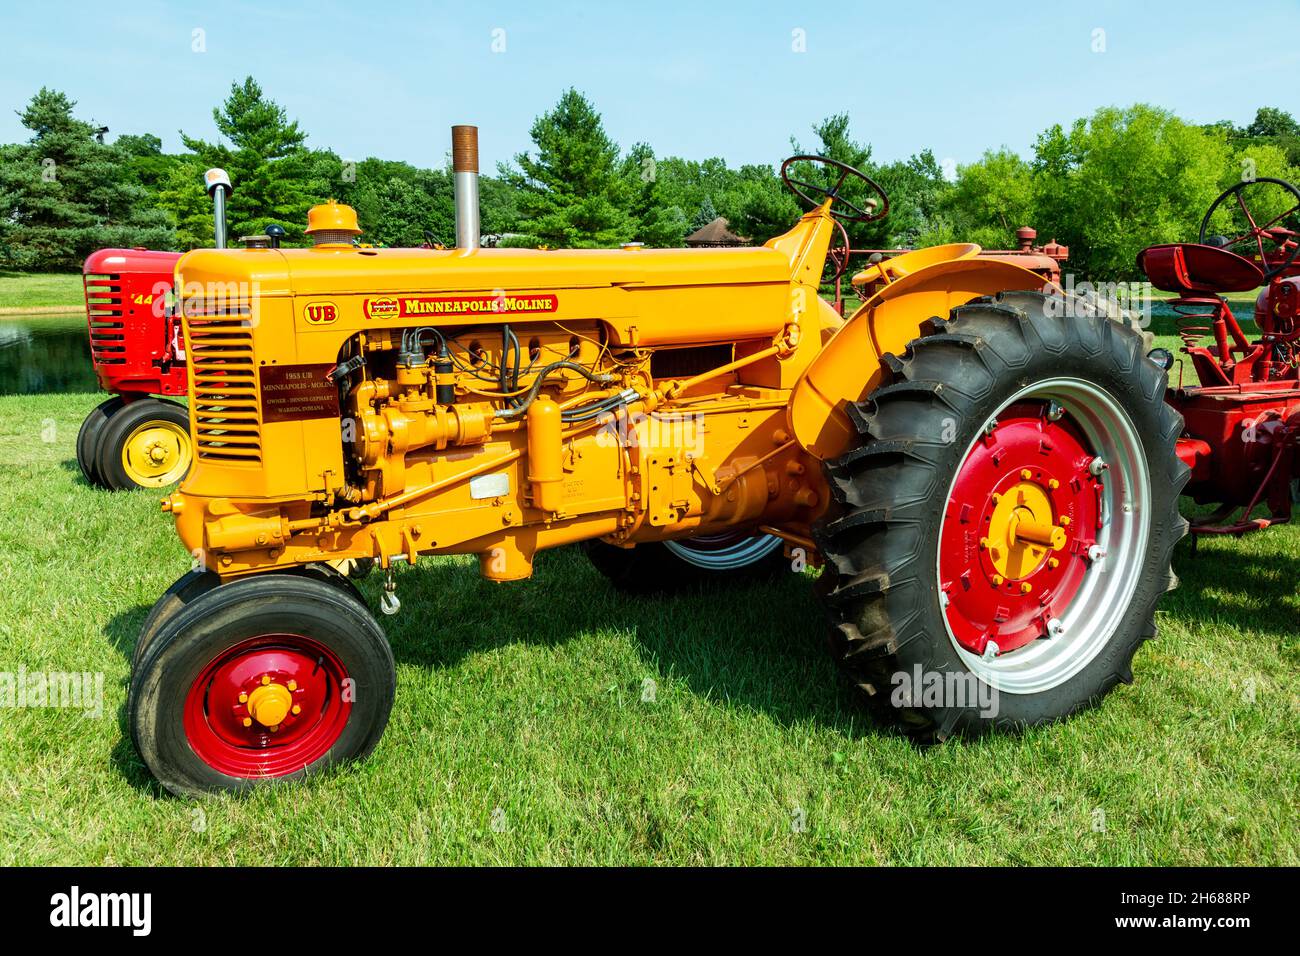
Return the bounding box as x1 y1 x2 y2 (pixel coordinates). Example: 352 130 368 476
0 300 1260 397
0 315 99 396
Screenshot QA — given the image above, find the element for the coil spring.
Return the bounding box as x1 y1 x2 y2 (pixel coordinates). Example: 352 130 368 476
1171 297 1222 349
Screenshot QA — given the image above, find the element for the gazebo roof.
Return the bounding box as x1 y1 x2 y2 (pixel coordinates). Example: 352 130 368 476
685 217 749 246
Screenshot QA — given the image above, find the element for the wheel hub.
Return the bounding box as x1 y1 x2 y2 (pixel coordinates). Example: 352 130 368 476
122 420 191 486
940 401 1103 657
183 636 349 777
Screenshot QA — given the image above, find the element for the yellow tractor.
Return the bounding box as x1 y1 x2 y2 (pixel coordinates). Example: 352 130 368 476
129 127 1186 797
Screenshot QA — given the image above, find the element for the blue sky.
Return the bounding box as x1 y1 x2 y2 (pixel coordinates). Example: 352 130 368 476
1 0 1297 172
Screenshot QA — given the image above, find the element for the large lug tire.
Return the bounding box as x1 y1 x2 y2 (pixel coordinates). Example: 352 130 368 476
75 396 124 488
129 574 396 798
95 397 192 491
583 533 788 594
815 291 1189 739
131 563 368 675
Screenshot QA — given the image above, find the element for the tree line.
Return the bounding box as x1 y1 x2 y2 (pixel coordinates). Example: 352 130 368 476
2 76 1297 280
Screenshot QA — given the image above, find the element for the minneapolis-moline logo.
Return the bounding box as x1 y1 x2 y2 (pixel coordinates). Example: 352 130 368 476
303 301 339 325
364 294 558 320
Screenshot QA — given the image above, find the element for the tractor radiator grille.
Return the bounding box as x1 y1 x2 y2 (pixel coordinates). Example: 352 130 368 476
184 300 261 464
84 273 125 366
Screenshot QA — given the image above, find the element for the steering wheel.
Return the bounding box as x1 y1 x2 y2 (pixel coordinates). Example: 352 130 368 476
781 155 889 224
1200 177 1300 279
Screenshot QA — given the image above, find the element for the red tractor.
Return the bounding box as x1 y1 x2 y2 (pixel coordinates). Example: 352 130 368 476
1139 177 1300 538
76 169 235 490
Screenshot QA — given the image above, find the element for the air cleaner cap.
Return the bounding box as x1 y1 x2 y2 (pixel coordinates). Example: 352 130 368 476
305 199 362 236
204 168 232 196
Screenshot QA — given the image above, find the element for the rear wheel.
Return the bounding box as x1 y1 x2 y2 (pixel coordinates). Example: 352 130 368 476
584 532 787 594
815 291 1188 738
75 396 124 487
129 574 395 798
96 398 192 490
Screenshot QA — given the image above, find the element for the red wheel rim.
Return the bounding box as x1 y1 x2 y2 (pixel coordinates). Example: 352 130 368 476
183 635 351 778
939 401 1102 657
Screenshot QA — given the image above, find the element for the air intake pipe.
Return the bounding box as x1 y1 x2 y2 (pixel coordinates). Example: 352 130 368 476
452 125 480 250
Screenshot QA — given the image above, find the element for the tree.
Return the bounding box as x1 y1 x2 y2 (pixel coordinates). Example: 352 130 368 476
165 77 322 246
498 89 636 248
0 88 172 269
1031 105 1230 279
942 149 1034 249
1246 107 1300 139
691 195 719 231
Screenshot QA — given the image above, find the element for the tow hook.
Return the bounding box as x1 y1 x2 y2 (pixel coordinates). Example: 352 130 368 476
380 568 401 616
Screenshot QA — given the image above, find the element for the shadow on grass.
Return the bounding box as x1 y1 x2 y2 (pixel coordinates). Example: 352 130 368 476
1168 535 1300 641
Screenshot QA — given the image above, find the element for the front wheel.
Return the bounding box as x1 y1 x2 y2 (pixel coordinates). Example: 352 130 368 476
815 291 1189 738
129 574 395 798
75 396 124 487
95 398 192 490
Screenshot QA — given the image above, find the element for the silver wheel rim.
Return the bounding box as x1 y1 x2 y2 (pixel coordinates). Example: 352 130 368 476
664 533 783 571
937 378 1152 695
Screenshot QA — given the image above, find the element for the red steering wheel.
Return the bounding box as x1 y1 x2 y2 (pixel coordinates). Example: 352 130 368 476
1200 177 1300 279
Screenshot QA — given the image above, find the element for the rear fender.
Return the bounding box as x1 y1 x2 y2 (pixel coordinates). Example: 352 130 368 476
788 258 1054 460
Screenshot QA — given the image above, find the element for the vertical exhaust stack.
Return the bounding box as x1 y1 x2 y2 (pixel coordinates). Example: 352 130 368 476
452 125 480 250
204 168 233 249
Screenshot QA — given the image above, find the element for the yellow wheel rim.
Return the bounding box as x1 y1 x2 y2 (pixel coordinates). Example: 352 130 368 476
121 420 191 487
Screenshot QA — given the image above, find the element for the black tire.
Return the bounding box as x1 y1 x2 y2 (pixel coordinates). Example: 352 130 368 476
96 397 191 491
75 396 124 487
129 574 395 798
131 568 221 674
583 533 789 594
131 563 367 675
815 290 1189 739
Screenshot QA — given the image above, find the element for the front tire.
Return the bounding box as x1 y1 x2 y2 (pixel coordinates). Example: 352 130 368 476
129 574 395 798
815 291 1188 738
96 398 192 490
75 396 124 487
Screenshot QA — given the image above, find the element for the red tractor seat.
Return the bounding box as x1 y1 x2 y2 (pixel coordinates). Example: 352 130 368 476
1137 243 1264 295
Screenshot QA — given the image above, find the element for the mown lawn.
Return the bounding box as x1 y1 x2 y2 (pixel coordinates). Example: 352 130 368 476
0 380 1295 866
0 272 83 311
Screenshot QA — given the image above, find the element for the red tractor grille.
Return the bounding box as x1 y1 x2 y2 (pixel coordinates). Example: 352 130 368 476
84 273 126 366
184 301 262 465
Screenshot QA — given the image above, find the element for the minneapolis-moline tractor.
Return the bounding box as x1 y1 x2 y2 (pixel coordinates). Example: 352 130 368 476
129 126 1191 797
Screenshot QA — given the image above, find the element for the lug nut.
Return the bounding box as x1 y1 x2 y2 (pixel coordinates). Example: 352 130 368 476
1021 469 1033 480
1088 457 1107 477
1020 582 1033 594
1047 618 1064 638
992 574 1004 586
982 640 1001 661
1047 401 1064 421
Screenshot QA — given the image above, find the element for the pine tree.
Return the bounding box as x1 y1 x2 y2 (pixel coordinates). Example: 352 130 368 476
168 77 322 245
0 88 172 269
499 89 636 248
691 195 719 231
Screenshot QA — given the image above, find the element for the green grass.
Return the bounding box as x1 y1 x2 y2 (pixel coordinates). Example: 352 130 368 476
0 387 1295 866
0 272 83 311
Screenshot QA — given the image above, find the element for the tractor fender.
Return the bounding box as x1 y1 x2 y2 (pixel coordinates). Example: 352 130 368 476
788 257 1055 460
